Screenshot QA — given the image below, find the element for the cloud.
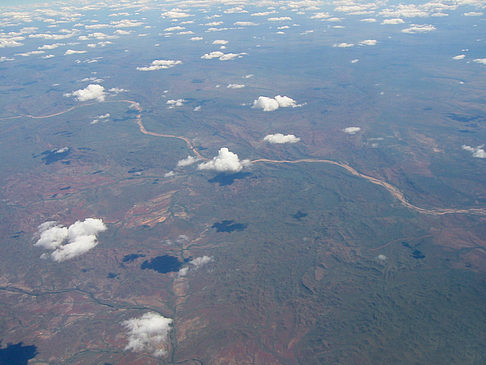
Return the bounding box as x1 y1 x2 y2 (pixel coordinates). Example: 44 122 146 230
334 42 354 48
66 84 106 102
252 95 301 111
361 18 377 22
401 24 436 33
162 9 191 19
473 59 486 65
359 39 377 46
177 155 198 167
38 42 65 50
189 255 213 269
212 39 228 45
198 147 250 173
381 18 404 24
34 218 107 262
343 126 361 134
268 17 292 21
227 83 245 89
201 51 244 61
164 26 184 32
91 113 110 125
136 59 182 71
351 59 359 63
234 21 258 26
452 54 466 60
64 49 87 55
311 12 330 19
191 36 203 41
462 145 486 158
377 254 387 261
122 312 173 357
264 133 300 144
167 99 185 108
464 11 483 16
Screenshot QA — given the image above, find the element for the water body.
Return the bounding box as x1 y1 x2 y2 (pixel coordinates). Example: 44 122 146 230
292 211 308 220
0 342 37 365
39 148 70 165
122 253 145 263
212 220 247 232
412 250 426 259
208 172 251 186
141 255 182 274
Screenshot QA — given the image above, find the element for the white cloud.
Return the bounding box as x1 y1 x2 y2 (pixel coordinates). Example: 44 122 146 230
34 218 106 262
380 4 429 18
473 58 486 65
65 49 87 55
252 95 300 111
91 113 110 124
227 83 245 89
462 145 486 158
177 155 198 167
268 17 292 21
190 255 213 269
234 21 258 26
38 42 65 50
162 10 191 19
311 12 330 19
351 59 359 63
115 29 132 35
360 18 377 22
334 42 354 48
201 51 244 61
123 312 173 357
66 84 106 102
0 56 14 62
198 147 250 173
377 254 387 261
452 54 466 60
381 18 404 24
164 26 184 32
264 133 300 144
402 24 436 34
212 39 228 45
359 39 377 46
191 36 203 41
167 99 185 108
343 126 361 134
464 11 483 16
136 59 182 71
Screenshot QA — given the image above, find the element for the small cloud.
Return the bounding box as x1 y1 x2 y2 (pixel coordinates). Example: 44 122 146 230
193 106 201 111
243 74 254 79
381 18 404 24
212 39 228 45
359 39 377 46
361 18 376 22
166 99 185 108
91 113 110 124
162 10 191 19
65 84 106 102
122 312 173 357
462 145 486 158
263 133 300 144
473 58 486 65
34 218 107 262
464 11 483 16
311 12 330 19
268 17 292 21
227 83 245 89
377 254 387 261
164 171 175 177
190 36 203 41
252 95 301 111
343 126 361 135
334 42 354 48
351 59 359 63
234 21 258 26
201 51 244 61
198 147 250 173
64 49 87 55
177 155 198 167
164 26 184 32
190 255 213 269
452 54 466 60
401 24 436 34
136 59 182 71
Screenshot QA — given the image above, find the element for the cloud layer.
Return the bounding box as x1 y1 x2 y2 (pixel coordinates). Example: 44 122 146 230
123 312 173 357
198 147 250 173
34 218 107 261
